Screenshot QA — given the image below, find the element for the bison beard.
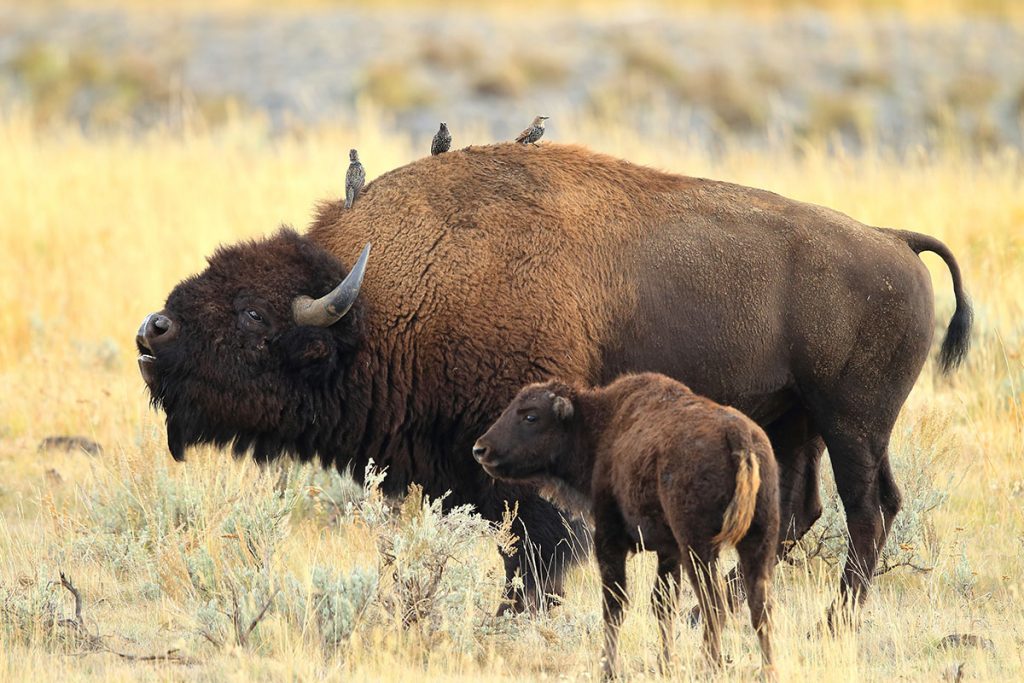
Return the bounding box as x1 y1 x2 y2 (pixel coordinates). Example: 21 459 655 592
137 142 971 619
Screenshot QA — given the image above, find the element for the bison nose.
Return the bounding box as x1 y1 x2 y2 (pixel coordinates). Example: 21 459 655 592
137 312 177 353
472 443 490 463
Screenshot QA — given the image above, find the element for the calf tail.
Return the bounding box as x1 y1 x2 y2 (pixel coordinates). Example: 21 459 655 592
712 424 762 549
883 228 973 373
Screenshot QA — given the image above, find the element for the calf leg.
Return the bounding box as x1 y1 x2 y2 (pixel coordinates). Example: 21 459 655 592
591 496 632 680
597 541 629 680
682 542 726 666
651 551 682 674
737 525 778 669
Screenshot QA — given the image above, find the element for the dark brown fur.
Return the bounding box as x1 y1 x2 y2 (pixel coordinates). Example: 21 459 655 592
137 142 970 617
474 373 780 676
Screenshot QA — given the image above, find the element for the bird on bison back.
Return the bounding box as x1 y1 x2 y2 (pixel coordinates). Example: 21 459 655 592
344 148 365 209
515 115 548 144
431 122 451 156
135 142 971 619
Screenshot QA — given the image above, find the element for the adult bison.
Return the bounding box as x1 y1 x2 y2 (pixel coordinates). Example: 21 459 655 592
136 143 970 616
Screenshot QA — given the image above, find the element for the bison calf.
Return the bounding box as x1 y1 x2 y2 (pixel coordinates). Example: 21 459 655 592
473 373 780 677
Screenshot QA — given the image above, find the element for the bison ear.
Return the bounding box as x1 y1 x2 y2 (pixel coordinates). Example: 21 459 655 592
280 327 338 375
295 337 332 363
552 396 574 421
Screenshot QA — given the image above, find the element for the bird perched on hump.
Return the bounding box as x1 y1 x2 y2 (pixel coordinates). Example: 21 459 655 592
345 148 365 209
515 115 549 145
431 122 451 155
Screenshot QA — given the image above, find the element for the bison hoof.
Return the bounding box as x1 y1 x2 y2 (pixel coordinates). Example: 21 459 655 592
495 592 565 616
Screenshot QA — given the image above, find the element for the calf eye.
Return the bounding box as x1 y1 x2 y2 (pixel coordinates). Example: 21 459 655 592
524 414 538 423
246 310 264 323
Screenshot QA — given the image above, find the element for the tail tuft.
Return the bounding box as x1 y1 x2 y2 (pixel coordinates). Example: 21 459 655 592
938 292 973 373
711 449 761 548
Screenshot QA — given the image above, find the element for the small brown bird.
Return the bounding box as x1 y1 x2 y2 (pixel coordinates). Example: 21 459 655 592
431 122 451 155
515 115 549 145
345 148 365 209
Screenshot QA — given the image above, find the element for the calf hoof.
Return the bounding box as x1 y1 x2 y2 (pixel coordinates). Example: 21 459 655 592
806 615 835 640
825 601 861 635
686 603 702 628
600 657 618 681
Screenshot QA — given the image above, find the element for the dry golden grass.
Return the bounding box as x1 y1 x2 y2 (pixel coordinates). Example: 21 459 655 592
1 105 1022 681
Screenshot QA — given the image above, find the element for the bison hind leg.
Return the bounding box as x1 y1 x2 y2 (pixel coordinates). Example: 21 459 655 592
824 443 902 629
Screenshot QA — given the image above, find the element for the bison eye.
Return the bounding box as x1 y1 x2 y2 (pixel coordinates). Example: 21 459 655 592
246 310 264 323
523 414 538 423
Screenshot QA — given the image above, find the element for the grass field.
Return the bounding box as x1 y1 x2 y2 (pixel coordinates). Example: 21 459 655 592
1 104 1022 681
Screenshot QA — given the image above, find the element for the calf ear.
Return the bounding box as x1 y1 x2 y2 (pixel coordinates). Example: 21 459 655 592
552 396 574 420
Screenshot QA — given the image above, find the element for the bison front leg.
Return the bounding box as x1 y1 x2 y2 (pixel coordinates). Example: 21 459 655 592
497 492 590 614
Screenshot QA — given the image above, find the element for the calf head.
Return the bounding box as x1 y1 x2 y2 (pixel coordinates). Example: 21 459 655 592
473 381 576 482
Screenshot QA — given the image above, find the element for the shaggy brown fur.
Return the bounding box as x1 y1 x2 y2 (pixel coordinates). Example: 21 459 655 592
474 373 780 676
138 142 969 618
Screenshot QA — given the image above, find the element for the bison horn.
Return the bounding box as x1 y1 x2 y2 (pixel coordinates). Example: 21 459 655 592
292 243 371 327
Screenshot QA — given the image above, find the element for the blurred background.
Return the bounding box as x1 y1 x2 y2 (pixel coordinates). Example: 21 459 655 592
2 0 1023 154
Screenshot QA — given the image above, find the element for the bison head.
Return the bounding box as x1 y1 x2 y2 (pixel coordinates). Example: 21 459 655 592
136 228 371 462
473 381 577 482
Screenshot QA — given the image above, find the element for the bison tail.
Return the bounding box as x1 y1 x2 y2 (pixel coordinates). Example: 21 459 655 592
711 448 761 549
885 228 973 373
